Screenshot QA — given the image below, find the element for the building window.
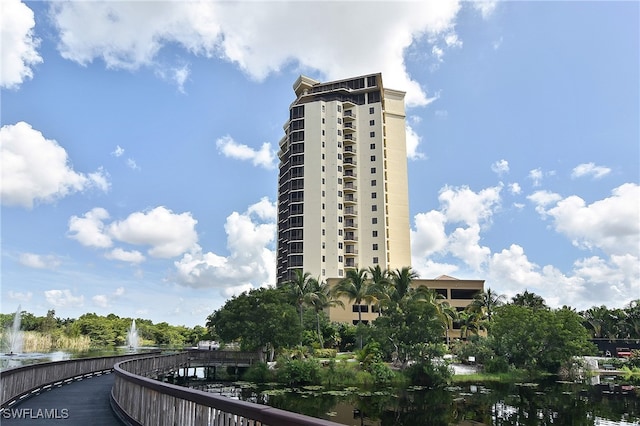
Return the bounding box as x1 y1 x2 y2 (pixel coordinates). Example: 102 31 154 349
322 166 325 172
371 180 376 186
370 155 376 161
371 167 376 173
322 190 325 196
338 130 342 136
338 153 342 160
370 143 375 149
322 269 326 276
352 305 369 313
338 216 343 223
373 244 378 250
338 166 342 172
322 105 325 112
338 229 343 236
322 178 325 184
339 269 343 277
370 131 375 138
372 218 377 224
322 154 325 160
322 118 325 124
338 191 342 197
322 255 325 262
338 256 343 263
322 141 325 148
338 178 342 184
367 75 377 87
322 216 325 223
322 130 325 135
338 242 343 249
338 203 343 209
337 118 342 124
337 105 342 112
322 229 325 236
372 230 378 237
369 107 374 114
373 257 379 264
372 192 377 199
369 120 375 126
322 242 325 249
372 205 377 212
322 203 325 209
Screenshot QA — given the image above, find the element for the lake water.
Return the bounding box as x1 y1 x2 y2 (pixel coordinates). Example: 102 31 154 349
193 378 640 425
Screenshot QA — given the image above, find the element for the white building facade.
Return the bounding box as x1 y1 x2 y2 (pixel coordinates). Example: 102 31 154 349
276 73 411 284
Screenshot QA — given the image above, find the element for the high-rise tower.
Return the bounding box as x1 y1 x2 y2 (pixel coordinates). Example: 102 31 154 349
276 73 411 284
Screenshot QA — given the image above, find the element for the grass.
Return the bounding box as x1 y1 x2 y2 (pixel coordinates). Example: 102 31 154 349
452 370 536 384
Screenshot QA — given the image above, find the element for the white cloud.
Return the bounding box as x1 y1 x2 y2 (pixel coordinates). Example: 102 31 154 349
126 158 140 170
105 248 145 264
19 253 61 270
405 125 426 160
174 198 277 289
508 182 521 195
528 168 543 187
92 294 109 308
438 184 502 226
1 0 42 89
44 289 84 308
69 206 198 259
544 183 639 256
108 207 199 258
571 162 611 180
7 291 33 303
50 1 463 107
113 287 125 296
491 159 509 176
112 145 125 157
216 135 276 170
448 224 491 270
68 207 113 248
411 210 448 258
472 1 499 19
527 190 563 216
0 122 110 208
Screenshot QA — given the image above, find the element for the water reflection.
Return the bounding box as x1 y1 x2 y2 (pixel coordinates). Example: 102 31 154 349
195 379 640 426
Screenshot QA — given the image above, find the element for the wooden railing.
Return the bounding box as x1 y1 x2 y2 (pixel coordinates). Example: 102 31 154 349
112 351 343 426
0 351 159 408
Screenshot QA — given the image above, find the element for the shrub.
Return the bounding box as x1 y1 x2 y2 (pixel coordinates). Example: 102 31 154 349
405 360 451 388
367 362 395 385
321 359 358 387
242 362 274 383
314 348 337 358
277 358 321 386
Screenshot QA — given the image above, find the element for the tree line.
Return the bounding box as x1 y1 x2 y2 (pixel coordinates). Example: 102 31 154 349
0 310 210 349
207 266 640 376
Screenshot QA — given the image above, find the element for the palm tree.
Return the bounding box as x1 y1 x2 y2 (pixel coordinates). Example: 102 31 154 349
306 281 344 347
389 266 419 304
332 267 375 349
511 290 546 310
283 269 318 328
368 265 392 316
470 288 505 322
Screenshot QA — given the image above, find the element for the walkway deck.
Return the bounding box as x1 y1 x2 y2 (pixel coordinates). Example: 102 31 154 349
1 372 122 425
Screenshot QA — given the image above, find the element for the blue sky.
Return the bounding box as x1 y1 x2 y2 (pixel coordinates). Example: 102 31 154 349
1 0 638 327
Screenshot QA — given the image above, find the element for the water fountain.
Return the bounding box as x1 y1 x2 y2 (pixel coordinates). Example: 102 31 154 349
5 306 23 355
126 319 139 350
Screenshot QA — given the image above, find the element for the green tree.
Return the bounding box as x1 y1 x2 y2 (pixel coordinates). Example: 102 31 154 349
332 267 375 349
305 281 343 348
207 287 301 361
491 304 595 373
389 266 419 304
469 288 505 323
511 290 548 310
282 270 319 329
368 265 392 316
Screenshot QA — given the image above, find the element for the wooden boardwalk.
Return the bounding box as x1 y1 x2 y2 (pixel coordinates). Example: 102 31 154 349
1 372 122 425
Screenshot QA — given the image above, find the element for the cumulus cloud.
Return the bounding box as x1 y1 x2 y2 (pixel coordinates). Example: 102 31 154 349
68 207 113 248
405 125 426 160
19 253 61 270
472 0 499 19
216 135 276 170
108 207 199 258
411 185 501 271
92 294 109 308
112 145 125 157
544 183 639 256
68 206 199 259
528 168 543 187
45 289 84 308
0 122 110 208
491 159 509 176
105 248 145 264
1 0 42 89
50 1 464 106
508 182 521 195
571 162 611 180
174 197 276 290
411 181 639 309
